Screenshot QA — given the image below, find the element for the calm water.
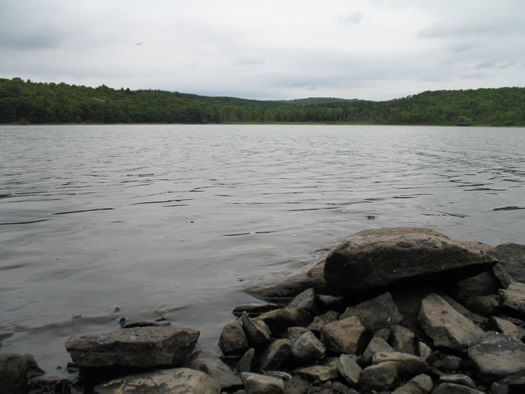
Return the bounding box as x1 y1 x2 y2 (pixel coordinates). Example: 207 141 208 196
1 124 525 374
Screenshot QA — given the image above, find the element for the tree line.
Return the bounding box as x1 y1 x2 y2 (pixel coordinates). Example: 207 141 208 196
1 77 524 126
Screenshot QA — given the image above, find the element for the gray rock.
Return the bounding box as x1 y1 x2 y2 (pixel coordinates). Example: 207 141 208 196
488 242 525 284
241 372 284 394
455 271 500 298
257 339 292 372
28 375 72 394
390 324 416 354
242 311 271 348
183 350 242 390
232 303 280 318
417 341 432 361
462 294 500 316
236 348 256 374
411 373 434 391
432 382 484 394
441 294 487 326
285 327 309 343
375 327 391 341
93 368 220 394
317 294 346 311
432 354 463 372
307 310 339 335
324 227 495 293
294 357 340 382
439 374 477 389
0 353 29 394
340 292 403 331
258 308 312 335
372 352 428 374
219 320 249 356
337 354 362 386
65 326 199 368
492 372 525 394
487 316 521 339
363 336 394 365
287 288 317 314
291 331 326 365
418 293 484 351
468 331 525 378
500 281 525 318
320 316 366 354
392 381 426 394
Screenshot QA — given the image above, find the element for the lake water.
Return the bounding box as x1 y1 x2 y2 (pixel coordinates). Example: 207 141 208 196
1 124 524 375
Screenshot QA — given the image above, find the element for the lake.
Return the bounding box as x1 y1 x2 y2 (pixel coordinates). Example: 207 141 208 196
1 124 524 375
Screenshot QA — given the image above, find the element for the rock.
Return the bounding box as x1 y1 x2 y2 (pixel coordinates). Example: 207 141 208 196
432 382 484 394
258 308 312 335
372 352 428 374
257 339 292 372
418 293 484 351
439 374 477 389
340 292 403 331
486 316 521 339
488 243 525 284
462 294 500 316
291 331 326 365
28 375 72 394
500 281 525 318
417 341 432 361
294 358 340 382
468 331 525 379
93 368 220 394
183 350 242 390
320 316 366 354
390 324 416 354
241 372 285 394
363 336 394 365
432 354 463 372
65 326 199 368
242 311 271 348
307 310 339 335
374 327 391 341
318 294 346 312
285 327 309 343
219 320 249 355
337 354 362 386
392 374 433 394
324 228 495 293
455 271 500 298
411 373 434 391
441 294 487 326
492 372 525 394
0 353 29 394
232 303 280 317
236 348 256 374
287 288 318 314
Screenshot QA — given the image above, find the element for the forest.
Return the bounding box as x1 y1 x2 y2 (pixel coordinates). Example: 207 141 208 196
1 77 524 126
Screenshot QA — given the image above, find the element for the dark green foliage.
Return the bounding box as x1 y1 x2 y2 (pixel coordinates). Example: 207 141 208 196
0 78 524 126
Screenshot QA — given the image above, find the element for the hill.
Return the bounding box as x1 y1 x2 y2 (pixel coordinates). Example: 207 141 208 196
0 78 524 126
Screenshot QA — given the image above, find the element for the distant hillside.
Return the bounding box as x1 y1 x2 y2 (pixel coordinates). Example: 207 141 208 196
1 77 524 126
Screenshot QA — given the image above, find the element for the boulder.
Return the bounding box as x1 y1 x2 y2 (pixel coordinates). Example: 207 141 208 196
285 327 309 343
258 308 312 335
439 374 477 389
290 331 326 365
417 341 432 361
0 353 29 394
320 316 366 354
462 294 500 316
488 243 525 284
287 288 318 314
500 281 525 318
241 311 271 348
307 310 339 335
418 293 484 351
294 357 340 382
486 316 521 339
241 372 285 394
324 228 495 293
363 336 394 365
236 348 255 374
257 339 292 372
340 292 403 331
392 373 433 394
232 303 280 318
372 352 428 373
337 354 362 386
468 331 525 379
93 368 220 394
455 271 500 298
432 354 463 372
390 324 416 354
65 326 199 368
219 320 249 355
183 350 242 390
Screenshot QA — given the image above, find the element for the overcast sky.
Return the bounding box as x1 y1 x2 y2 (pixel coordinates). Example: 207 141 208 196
1 0 524 100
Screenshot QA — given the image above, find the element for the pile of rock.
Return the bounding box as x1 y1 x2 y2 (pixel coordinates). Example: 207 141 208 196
2 227 525 393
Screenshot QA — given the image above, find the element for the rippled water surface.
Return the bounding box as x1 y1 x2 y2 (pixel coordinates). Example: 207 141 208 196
1 124 524 374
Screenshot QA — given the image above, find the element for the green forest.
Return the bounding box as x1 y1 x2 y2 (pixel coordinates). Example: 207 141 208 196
1 77 524 126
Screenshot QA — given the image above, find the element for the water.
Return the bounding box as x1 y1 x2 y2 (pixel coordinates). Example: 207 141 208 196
1 124 524 375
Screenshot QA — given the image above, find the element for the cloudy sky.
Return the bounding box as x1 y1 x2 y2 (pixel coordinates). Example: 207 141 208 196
1 0 524 100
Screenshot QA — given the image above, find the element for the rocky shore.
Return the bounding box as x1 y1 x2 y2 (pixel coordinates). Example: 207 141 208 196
1 227 525 393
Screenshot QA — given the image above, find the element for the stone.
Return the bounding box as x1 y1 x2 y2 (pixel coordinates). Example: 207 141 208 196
390 324 416 354
65 326 199 368
257 339 292 372
493 372 525 393
440 374 477 389
291 331 326 365
242 311 271 348
183 350 242 390
411 373 434 391
487 316 521 339
0 353 29 394
488 243 525 284
241 372 285 394
93 368 220 394
317 294 346 312
307 310 339 335
468 331 525 378
28 376 72 394
340 292 403 331
417 341 432 361
372 352 428 375
432 382 484 394
392 381 426 394
500 281 525 318
287 288 318 313
320 316 366 354
441 294 487 326
236 348 256 374
337 354 362 386
418 293 484 351
363 336 394 365
432 354 463 372
462 294 500 316
294 358 340 382
219 320 249 356
285 327 309 343
232 303 280 317
359 361 400 392
324 228 495 293
258 308 312 335
455 271 500 298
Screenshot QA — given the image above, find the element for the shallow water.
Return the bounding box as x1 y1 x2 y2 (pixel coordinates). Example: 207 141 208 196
1 124 524 375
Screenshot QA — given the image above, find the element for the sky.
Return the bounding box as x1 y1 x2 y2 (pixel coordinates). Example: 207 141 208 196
1 0 524 101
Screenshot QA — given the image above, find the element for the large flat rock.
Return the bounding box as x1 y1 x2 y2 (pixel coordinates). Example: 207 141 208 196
324 227 495 293
65 326 199 368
